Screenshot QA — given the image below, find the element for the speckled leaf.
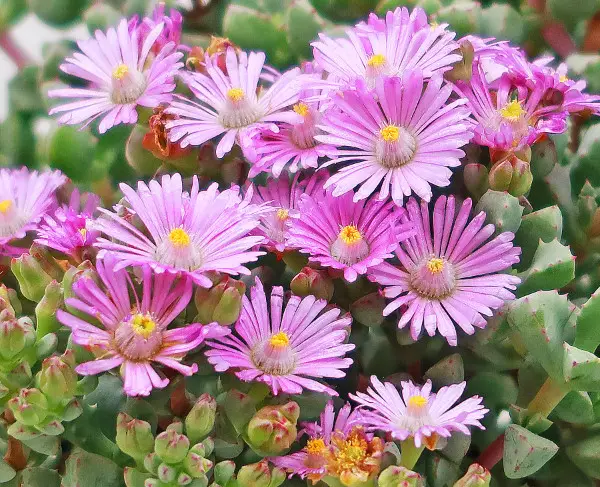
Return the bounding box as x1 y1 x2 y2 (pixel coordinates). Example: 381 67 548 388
517 239 575 296
563 344 600 391
475 190 523 235
574 287 600 352
515 206 563 269
503 425 558 479
424 354 464 387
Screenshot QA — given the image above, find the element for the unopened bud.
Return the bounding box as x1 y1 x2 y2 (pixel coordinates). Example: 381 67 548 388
183 449 213 478
453 464 491 487
0 285 16 315
290 267 334 301
35 280 63 338
116 413 155 463
508 158 533 197
157 463 177 483
144 452 161 475
246 402 299 455
11 253 53 303
194 277 245 326
530 136 557 179
155 429 190 464
237 460 284 487
351 292 386 326
0 313 35 365
378 465 424 487
29 243 65 280
8 388 49 426
488 159 513 192
213 460 236 485
38 350 77 404
463 163 489 199
185 393 217 443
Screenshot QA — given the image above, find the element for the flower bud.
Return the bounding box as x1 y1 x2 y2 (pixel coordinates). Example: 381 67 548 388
290 267 334 301
10 253 53 303
142 107 192 162
157 463 177 483
35 280 63 338
488 159 513 192
378 465 424 487
185 393 217 443
0 285 17 316
237 460 285 487
177 471 199 486
508 158 533 197
463 163 489 199
0 313 36 365
213 460 236 485
144 452 161 475
154 429 190 464
38 350 77 404
29 243 65 280
116 413 155 463
183 449 213 478
8 388 48 426
453 464 491 487
246 402 299 455
350 292 386 327
194 276 245 326
444 40 474 82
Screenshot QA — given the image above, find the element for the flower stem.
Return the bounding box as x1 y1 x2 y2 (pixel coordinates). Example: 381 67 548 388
0 32 30 70
477 433 505 471
526 377 568 418
399 439 425 470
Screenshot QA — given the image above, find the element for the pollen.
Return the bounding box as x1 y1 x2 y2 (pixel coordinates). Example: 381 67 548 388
500 99 526 121
367 54 386 68
559 74 569 83
169 227 191 247
0 200 13 214
269 331 290 348
408 395 428 409
112 64 129 80
79 228 88 239
227 87 245 102
426 258 445 274
293 102 310 117
131 314 157 339
306 438 326 455
276 208 289 221
380 125 400 142
339 225 362 245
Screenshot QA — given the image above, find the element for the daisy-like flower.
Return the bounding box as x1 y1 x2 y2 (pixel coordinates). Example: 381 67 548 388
317 72 472 204
288 189 415 282
204 277 354 396
350 376 488 449
313 7 461 87
35 190 100 261
368 196 520 346
454 62 567 152
273 401 364 483
0 168 65 256
94 173 269 287
48 19 183 133
133 2 183 52
251 172 326 253
56 256 229 397
166 48 302 158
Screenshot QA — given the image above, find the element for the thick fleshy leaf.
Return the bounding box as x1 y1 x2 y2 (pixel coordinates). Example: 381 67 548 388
223 389 257 435
566 434 600 479
425 354 464 387
562 344 600 391
503 425 558 479
574 287 600 352
20 467 61 487
62 448 123 487
517 239 575 296
515 206 563 269
475 190 524 235
0 460 16 483
427 454 460 487
553 391 595 424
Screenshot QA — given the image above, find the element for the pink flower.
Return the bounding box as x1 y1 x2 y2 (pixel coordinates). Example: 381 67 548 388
49 19 183 133
369 196 520 346
131 2 183 52
288 189 415 282
56 256 228 397
350 376 488 449
205 278 354 396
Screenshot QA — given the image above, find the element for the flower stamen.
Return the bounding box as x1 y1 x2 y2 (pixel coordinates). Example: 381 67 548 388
276 208 289 221
169 228 191 247
227 88 245 102
131 314 157 339
112 64 129 80
426 258 444 273
500 100 526 121
269 331 290 348
0 200 12 214
293 102 310 117
367 54 386 68
380 125 400 142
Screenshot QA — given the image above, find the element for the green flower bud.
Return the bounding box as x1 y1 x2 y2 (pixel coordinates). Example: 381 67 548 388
116 413 155 463
8 388 48 426
10 253 53 303
237 460 285 487
378 465 424 487
37 350 77 404
0 284 16 316
488 159 513 192
157 463 177 483
453 464 491 487
213 460 236 485
290 267 334 301
194 276 245 326
144 479 161 487
508 158 533 197
463 163 489 200
177 472 194 486
35 280 63 338
144 452 161 475
0 313 35 365
246 402 299 455
155 429 190 464
183 450 213 478
185 393 217 443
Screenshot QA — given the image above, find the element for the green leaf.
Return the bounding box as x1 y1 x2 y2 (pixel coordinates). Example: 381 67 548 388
466 372 518 409
84 3 122 33
440 433 470 463
514 206 563 269
30 0 89 27
0 459 16 483
290 390 330 421
286 0 327 59
125 125 163 177
574 287 600 352
0 0 27 30
553 391 595 424
562 344 600 391
566 434 600 479
20 467 61 487
478 4 524 44
475 190 523 235
503 424 558 479
517 239 575 296
213 437 245 460
8 66 44 115
21 434 60 455
223 390 256 435
48 125 98 181
507 291 574 381
427 454 460 487
124 467 152 487
424 354 464 387
62 448 124 487
7 423 41 441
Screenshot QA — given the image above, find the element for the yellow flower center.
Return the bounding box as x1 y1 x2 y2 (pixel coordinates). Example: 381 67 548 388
306 438 326 455
112 64 129 80
269 331 290 348
559 74 569 83
334 432 369 473
0 200 13 214
380 125 400 142
227 87 245 102
367 54 386 68
426 258 445 274
79 228 87 239
169 228 191 247
131 314 157 339
293 102 310 117
408 395 428 409
276 208 289 221
500 99 526 121
338 225 362 245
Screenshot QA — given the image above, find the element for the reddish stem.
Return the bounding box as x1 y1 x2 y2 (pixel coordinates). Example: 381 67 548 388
0 32 30 70
542 22 577 58
477 433 505 471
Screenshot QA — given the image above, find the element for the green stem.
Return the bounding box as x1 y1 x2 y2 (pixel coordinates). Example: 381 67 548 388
399 440 425 470
527 377 568 418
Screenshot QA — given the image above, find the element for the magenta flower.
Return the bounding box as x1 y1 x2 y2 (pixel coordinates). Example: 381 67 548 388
36 190 100 260
369 196 520 346
273 401 363 482
0 168 65 256
313 7 460 87
350 376 488 449
288 189 415 282
94 173 269 287
251 172 327 253
48 19 183 133
166 48 302 158
205 277 354 396
132 2 183 52
317 72 472 204
56 256 228 397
